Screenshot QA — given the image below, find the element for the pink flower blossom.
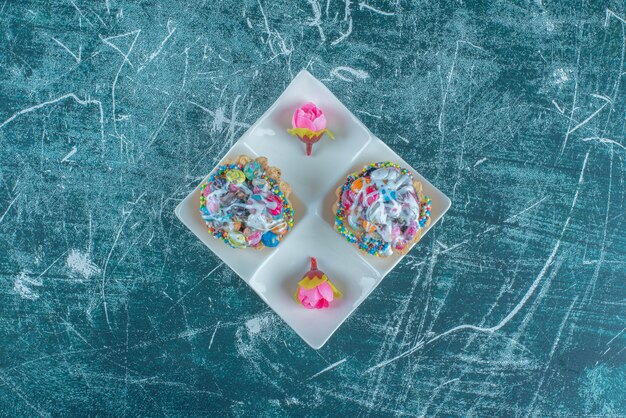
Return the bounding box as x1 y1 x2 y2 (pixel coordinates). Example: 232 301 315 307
287 103 335 156
295 257 341 310
297 281 335 309
291 102 327 132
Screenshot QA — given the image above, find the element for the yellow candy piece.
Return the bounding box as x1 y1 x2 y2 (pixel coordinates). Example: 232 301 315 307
225 169 246 184
227 231 247 248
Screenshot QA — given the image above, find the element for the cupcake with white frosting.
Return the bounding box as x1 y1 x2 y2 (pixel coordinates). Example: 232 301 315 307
333 162 431 257
199 155 294 249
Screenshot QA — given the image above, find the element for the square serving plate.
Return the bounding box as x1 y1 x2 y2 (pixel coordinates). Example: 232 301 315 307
175 70 451 349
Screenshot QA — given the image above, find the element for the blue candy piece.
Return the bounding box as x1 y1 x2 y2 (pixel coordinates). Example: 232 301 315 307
243 161 262 180
261 231 280 247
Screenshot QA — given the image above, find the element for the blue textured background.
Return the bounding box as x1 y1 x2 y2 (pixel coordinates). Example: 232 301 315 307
1 0 625 416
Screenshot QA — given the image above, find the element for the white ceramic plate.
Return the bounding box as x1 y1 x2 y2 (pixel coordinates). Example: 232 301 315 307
175 70 451 349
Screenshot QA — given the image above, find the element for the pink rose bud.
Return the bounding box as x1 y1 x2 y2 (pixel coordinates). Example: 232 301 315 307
292 102 327 132
295 257 342 309
287 102 335 156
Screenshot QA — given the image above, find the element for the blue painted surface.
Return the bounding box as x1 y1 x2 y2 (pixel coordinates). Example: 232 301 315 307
1 0 625 416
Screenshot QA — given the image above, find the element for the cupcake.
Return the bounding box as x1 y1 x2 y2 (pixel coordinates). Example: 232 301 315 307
333 162 432 257
199 155 294 249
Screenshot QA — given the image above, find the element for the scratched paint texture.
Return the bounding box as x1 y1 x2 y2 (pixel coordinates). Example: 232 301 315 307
0 0 625 416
